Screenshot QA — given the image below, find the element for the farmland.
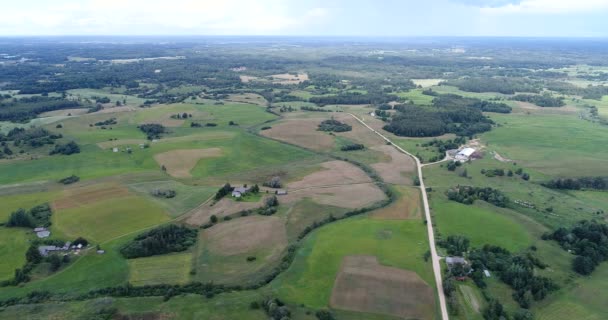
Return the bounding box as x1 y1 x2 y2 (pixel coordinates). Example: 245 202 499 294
1 37 608 320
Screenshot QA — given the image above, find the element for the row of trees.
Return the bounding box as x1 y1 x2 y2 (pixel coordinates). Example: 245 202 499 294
309 92 398 106
542 176 607 190
340 143 365 151
441 77 541 94
0 96 83 122
120 224 198 259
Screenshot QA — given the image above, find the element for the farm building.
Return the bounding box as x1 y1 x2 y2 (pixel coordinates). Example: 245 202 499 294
445 256 468 269
34 227 50 238
455 148 476 161
232 186 250 198
276 190 288 195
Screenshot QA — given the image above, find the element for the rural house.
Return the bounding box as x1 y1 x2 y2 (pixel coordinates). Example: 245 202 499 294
445 256 468 269
232 186 250 198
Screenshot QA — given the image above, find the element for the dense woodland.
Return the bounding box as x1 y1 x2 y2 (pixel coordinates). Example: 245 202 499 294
446 186 510 207
542 177 608 190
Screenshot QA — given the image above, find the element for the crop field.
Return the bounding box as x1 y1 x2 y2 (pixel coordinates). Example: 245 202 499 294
330 255 435 319
153 148 223 178
372 185 421 220
261 116 336 151
272 216 434 311
0 190 59 221
53 188 169 243
0 228 30 281
128 252 193 285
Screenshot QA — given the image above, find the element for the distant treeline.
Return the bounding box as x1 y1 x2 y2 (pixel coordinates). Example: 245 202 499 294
0 96 82 122
511 94 565 107
309 92 397 106
542 177 607 190
441 77 540 94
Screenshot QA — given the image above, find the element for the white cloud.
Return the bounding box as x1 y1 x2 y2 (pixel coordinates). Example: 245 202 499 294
0 0 331 35
480 0 608 14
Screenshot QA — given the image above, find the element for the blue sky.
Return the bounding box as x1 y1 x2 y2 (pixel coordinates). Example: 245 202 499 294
1 0 607 37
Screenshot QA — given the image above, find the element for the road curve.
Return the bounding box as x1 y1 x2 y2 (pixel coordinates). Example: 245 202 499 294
349 113 450 320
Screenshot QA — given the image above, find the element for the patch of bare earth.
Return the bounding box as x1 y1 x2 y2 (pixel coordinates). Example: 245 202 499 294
226 93 268 106
239 75 260 83
271 73 309 85
282 161 386 209
153 148 222 179
53 184 131 210
261 118 334 151
330 255 435 320
370 145 416 185
38 108 90 117
514 101 577 114
372 187 421 220
97 139 148 149
184 197 264 226
93 106 138 114
204 215 287 256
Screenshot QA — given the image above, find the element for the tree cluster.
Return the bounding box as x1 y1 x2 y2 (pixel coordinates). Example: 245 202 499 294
138 123 166 140
543 220 608 275
214 183 234 200
442 77 540 94
120 224 198 259
340 143 365 151
151 189 177 198
309 92 397 106
446 186 509 207
59 175 80 185
6 203 53 228
318 119 352 132
49 141 80 155
0 96 82 122
93 118 117 126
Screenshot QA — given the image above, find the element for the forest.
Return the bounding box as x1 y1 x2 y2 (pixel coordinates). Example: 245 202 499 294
120 224 198 259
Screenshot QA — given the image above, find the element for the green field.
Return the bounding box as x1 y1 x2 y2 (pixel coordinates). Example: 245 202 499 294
0 227 30 281
482 113 608 177
53 196 170 243
128 180 216 217
128 252 193 285
272 216 433 308
431 198 533 252
0 190 59 221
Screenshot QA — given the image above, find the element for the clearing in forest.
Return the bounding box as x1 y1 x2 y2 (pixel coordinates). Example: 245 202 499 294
330 255 435 319
154 148 223 178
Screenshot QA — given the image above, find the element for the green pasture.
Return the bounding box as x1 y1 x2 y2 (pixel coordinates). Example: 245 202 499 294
396 89 434 105
482 113 608 177
128 252 193 286
68 88 146 106
0 191 60 222
53 195 170 243
0 227 30 281
128 180 216 217
271 216 433 308
430 198 532 252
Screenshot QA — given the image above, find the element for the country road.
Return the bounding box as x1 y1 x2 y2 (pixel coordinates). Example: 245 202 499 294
349 113 450 320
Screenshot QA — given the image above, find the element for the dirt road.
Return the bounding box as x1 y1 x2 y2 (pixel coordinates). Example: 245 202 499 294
349 113 450 320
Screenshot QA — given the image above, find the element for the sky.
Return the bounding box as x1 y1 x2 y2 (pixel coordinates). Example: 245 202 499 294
1 0 607 37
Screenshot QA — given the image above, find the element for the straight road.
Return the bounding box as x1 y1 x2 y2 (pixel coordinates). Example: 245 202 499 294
349 113 450 320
